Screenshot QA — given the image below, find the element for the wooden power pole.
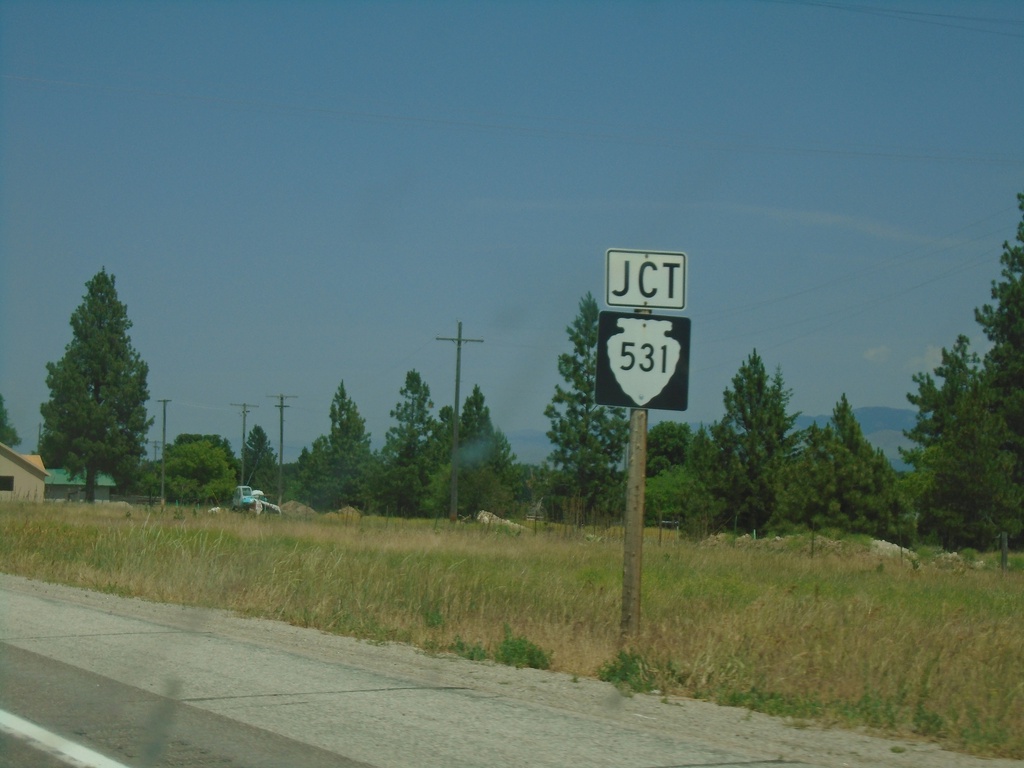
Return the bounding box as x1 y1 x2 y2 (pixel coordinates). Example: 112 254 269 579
231 402 258 485
157 399 171 510
436 321 483 523
268 394 296 505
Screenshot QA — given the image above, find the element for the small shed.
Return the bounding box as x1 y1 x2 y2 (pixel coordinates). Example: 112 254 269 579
45 468 117 502
0 442 49 502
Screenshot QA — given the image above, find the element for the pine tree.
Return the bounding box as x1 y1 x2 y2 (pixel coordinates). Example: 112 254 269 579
40 269 152 499
428 385 519 517
544 292 629 517
904 337 1021 549
459 385 516 474
379 370 439 515
974 193 1024 485
779 394 900 538
243 424 278 492
710 350 801 534
294 437 334 511
0 393 20 447
294 381 373 511
904 335 980 458
325 381 373 508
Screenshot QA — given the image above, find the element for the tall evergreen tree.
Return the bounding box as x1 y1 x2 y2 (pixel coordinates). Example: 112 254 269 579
779 394 901 538
710 350 801 534
294 437 334 510
904 336 1021 549
459 385 516 474
378 370 439 515
0 393 20 447
294 381 373 511
904 335 981 458
243 424 278 491
544 292 629 516
974 193 1024 486
917 381 1020 550
903 196 1024 549
40 269 152 499
427 385 519 517
326 380 373 507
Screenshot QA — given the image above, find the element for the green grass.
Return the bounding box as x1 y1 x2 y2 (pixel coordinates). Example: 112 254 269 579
1 501 1022 758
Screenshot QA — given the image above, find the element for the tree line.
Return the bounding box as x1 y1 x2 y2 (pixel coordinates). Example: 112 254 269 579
4 192 1022 550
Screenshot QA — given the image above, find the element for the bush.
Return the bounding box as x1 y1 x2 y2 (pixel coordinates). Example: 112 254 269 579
494 625 550 669
450 636 488 661
598 650 657 694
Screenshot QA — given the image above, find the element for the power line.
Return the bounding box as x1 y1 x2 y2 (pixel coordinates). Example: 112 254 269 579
693 246 999 376
699 204 1016 324
5 73 1020 166
770 0 1024 37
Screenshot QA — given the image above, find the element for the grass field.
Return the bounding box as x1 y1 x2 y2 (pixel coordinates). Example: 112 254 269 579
1 501 1021 758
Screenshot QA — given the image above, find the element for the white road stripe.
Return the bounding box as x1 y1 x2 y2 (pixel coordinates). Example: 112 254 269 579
0 708 132 768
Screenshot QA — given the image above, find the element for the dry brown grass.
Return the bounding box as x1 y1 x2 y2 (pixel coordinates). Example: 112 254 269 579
1 501 1021 757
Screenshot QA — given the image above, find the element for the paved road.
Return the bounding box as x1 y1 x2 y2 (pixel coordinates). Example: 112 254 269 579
1 644 365 767
0 574 824 768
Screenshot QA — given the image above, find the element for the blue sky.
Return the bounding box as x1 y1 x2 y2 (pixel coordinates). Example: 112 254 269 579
2 1 1022 465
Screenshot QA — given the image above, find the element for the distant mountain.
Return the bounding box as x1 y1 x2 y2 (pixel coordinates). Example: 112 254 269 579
795 406 915 433
851 406 917 436
864 430 913 471
796 407 915 471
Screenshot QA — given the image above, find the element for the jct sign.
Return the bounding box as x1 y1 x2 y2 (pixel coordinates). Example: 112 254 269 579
596 311 691 411
605 249 687 310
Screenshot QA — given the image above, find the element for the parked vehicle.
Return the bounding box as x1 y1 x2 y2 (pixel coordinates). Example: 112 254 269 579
231 485 282 514
231 485 255 510
251 489 282 515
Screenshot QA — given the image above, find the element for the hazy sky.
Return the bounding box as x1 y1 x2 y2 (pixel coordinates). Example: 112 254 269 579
2 1 1022 464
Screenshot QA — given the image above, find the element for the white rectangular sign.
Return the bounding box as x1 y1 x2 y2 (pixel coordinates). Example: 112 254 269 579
605 249 687 310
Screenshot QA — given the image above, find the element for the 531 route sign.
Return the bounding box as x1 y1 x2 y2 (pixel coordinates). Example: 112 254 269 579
596 311 691 411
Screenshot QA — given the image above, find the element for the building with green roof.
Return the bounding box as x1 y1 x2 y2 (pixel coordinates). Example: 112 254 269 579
45 469 117 502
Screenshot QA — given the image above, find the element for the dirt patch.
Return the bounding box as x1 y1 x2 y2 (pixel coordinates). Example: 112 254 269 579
281 500 316 518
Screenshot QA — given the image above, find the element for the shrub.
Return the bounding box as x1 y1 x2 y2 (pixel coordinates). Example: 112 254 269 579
598 650 657 694
450 636 488 661
494 625 550 669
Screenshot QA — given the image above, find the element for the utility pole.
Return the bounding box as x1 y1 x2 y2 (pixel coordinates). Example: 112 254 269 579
268 394 296 505
157 399 171 510
436 321 483 523
231 402 259 485
149 440 161 504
